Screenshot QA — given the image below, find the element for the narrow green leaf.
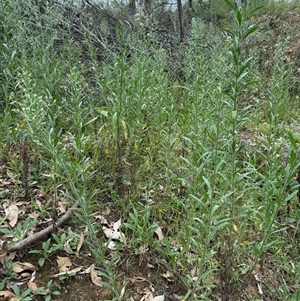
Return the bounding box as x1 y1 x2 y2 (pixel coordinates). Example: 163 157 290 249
84 116 98 126
242 25 258 41
287 131 297 148
98 109 108 117
208 221 229 242
11 50 16 61
237 140 249 154
238 57 253 75
223 0 237 11
29 250 40 254
0 281 5 290
45 295 51 301
12 284 20 296
248 6 264 17
237 71 248 83
240 80 257 90
223 28 235 37
210 204 220 216
192 218 205 228
232 110 237 119
203 176 212 194
39 257 45 267
236 10 243 26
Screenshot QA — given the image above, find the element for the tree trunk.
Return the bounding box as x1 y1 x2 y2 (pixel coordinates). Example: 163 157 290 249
177 0 184 43
128 0 136 15
144 0 151 15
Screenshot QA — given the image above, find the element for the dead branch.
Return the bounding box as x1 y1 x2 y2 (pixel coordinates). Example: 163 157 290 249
8 201 80 253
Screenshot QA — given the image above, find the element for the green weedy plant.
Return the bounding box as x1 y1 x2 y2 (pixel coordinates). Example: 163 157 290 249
11 280 61 301
93 263 127 301
217 1 299 299
31 197 53 218
7 17 126 298
51 232 77 253
18 77 122 298
13 218 37 242
35 279 61 301
219 0 262 291
179 0 266 299
29 233 76 266
1 0 299 299
0 259 18 290
248 32 300 301
29 238 52 267
0 1 118 296
0 217 37 243
12 284 33 301
124 205 159 252
0 1 19 110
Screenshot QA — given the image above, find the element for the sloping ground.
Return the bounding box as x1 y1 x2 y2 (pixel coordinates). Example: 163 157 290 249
254 11 300 95
1 4 300 301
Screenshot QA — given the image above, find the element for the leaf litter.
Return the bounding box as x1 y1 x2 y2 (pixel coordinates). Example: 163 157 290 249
0 169 177 300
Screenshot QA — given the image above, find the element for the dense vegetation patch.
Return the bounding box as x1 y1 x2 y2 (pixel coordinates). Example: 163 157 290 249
1 0 300 300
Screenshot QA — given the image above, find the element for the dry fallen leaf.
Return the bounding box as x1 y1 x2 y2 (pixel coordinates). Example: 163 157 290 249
79 264 94 275
35 200 42 209
57 256 72 272
19 272 31 279
0 179 11 187
58 201 67 213
0 240 8 265
155 226 164 241
102 218 126 245
90 268 102 287
94 214 108 225
120 284 126 299
0 290 18 301
14 201 27 207
28 282 38 292
12 262 37 273
76 232 84 254
5 252 16 263
190 266 198 281
5 204 19 227
28 212 39 219
140 291 165 301
105 240 117 250
104 227 119 239
113 219 121 231
139 244 149 254
162 271 174 282
52 266 82 278
140 291 153 301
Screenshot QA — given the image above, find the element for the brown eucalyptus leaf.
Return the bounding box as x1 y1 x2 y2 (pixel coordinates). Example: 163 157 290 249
28 282 38 292
12 262 37 273
76 232 84 253
0 290 18 301
90 268 102 287
5 205 19 228
57 256 72 271
52 266 82 278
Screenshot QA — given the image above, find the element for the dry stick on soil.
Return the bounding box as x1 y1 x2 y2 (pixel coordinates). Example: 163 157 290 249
8 200 80 253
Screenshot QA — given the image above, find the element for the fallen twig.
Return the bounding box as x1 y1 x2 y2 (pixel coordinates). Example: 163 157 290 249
8 201 80 252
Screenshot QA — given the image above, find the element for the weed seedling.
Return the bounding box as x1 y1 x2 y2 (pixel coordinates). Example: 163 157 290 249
29 238 52 267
